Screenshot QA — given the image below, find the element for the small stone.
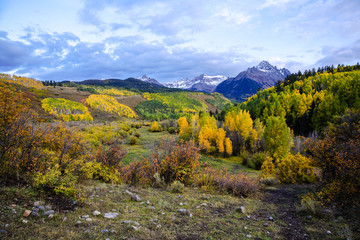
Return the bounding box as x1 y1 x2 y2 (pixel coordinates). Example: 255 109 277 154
148 206 155 211
62 217 67 222
102 229 109 233
161 212 165 215
23 210 32 217
33 201 44 207
132 226 139 231
176 195 184 198
43 210 54 216
93 210 101 216
146 200 150 205
129 209 135 213
11 204 16 208
189 213 193 218
48 214 54 219
200 203 207 207
86 218 92 222
177 209 190 216
125 190 133 196
82 215 90 219
196 206 200 209
5 224 9 228
131 194 142 202
179 202 184 206
244 226 248 230
76 221 81 224
22 219 28 224
268 216 274 221
326 230 331 235
111 209 117 212
156 225 161 228
306 215 312 220
246 215 251 219
104 212 118 219
45 205 52 210
246 234 251 238
214 211 219 214
263 223 268 227
36 206 45 211
236 206 246 214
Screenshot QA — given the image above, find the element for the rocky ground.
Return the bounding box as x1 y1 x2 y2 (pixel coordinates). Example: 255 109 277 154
0 182 358 240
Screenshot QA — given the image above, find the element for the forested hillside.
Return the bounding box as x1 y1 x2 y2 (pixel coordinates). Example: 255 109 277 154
239 65 360 135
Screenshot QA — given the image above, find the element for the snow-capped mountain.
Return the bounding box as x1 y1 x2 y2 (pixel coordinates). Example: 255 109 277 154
215 61 291 101
138 75 164 86
165 74 228 92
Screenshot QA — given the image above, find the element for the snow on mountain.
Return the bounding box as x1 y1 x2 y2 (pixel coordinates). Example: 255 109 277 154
137 75 164 86
165 74 228 92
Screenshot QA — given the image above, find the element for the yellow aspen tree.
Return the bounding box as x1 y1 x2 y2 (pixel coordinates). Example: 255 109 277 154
216 128 226 153
178 117 191 140
225 137 233 155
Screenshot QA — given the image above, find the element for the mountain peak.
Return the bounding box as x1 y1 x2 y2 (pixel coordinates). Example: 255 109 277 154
255 61 276 72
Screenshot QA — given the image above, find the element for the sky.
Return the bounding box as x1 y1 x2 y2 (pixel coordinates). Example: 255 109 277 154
0 0 359 83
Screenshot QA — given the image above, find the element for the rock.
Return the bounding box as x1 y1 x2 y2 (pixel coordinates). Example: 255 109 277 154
177 209 191 216
62 217 67 222
121 220 140 226
86 218 92 222
82 215 90 219
31 208 40 217
326 230 331 235
246 234 251 238
200 203 207 207
11 204 16 208
76 221 81 224
37 206 45 211
22 219 28 224
131 194 142 202
246 215 251 219
179 202 184 206
146 200 150 205
268 216 274 221
23 210 32 217
196 206 200 209
43 210 54 216
48 214 54 219
45 205 52 210
263 223 268 227
306 215 312 220
111 209 116 212
93 210 101 216
102 229 109 233
125 190 133 196
244 226 248 230
4 224 9 228
33 201 44 207
176 195 184 198
104 212 118 219
148 206 155 211
236 206 246 214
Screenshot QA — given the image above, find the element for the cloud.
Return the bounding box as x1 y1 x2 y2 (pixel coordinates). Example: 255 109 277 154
0 29 250 82
316 39 360 67
217 8 252 26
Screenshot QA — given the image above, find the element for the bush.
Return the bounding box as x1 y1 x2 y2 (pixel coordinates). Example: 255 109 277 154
297 193 323 217
171 180 185 193
260 156 276 178
149 121 163 132
276 153 318 184
151 137 200 184
168 127 176 134
193 167 259 197
134 131 141 138
308 110 360 206
120 159 154 186
247 152 268 170
129 136 138 145
95 141 127 168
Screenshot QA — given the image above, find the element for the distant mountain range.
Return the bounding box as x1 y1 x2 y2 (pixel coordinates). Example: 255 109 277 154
72 61 290 101
164 74 228 92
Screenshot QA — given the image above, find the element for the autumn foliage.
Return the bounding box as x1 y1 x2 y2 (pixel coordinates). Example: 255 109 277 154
308 110 360 206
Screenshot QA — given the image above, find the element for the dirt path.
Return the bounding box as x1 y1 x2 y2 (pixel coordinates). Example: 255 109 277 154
261 185 310 240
